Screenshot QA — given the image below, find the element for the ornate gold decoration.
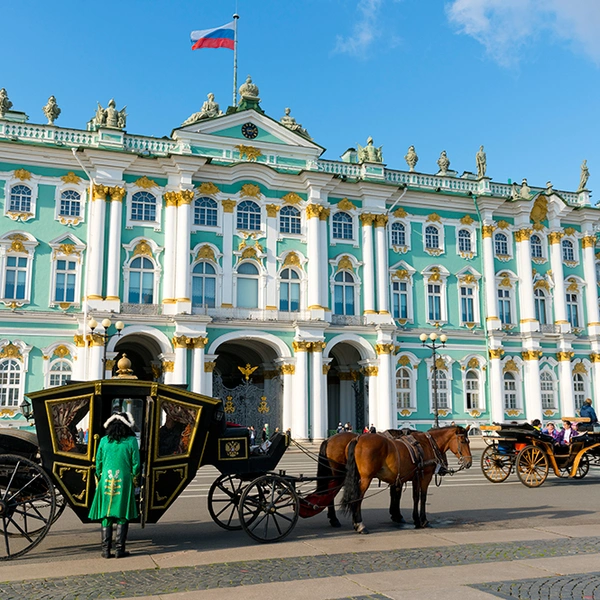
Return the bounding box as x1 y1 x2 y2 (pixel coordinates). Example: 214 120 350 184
162 361 175 373
337 255 354 272
8 240 26 253
92 184 109 201
306 204 322 219
236 146 263 162
374 214 388 228
134 176 158 189
292 341 311 352
398 355 412 367
241 247 257 259
105 359 116 371
427 267 441 282
90 334 105 347
459 273 476 284
533 279 550 291
164 191 179 207
108 186 125 201
498 272 512 288
204 361 216 373
590 353 600 363
14 169 31 181
337 198 356 211
530 194 548 224
489 348 504 359
172 335 188 349
427 213 441 223
61 172 81 185
521 350 542 361
133 239 153 257
283 252 300 267
0 343 22 361
503 359 518 373
467 357 480 369
564 227 577 236
573 361 588 375
360 213 376 226
548 231 564 245
482 224 495 238
53 345 70 358
222 199 236 213
496 220 510 230
505 409 522 417
257 396 270 414
177 189 193 205
225 441 240 456
322 364 331 375
582 235 596 249
460 215 474 225
434 357 447 370
566 277 579 293
187 337 208 349
224 396 235 414
364 366 379 377
514 228 532 242
533 222 545 231
265 204 280 218
399 408 413 417
556 351 574 362
393 207 408 218
395 269 410 281
281 364 296 375
375 343 394 355
56 244 80 258
310 341 326 352
197 182 219 195
196 245 216 261
238 363 258 381
282 192 302 205
73 334 85 347
469 409 482 418
319 208 330 221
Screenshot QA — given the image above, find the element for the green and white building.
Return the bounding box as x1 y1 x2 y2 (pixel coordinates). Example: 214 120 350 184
0 78 599 437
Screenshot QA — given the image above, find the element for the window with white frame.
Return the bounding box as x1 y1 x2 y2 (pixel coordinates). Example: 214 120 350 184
460 286 475 323
237 200 261 231
392 280 409 320
332 212 353 240
279 206 301 235
573 373 587 410
494 232 509 256
127 257 155 304
193 197 218 227
0 359 21 407
534 288 548 325
457 229 472 253
566 292 580 328
53 258 77 303
9 184 32 213
424 225 440 250
236 262 259 308
58 190 81 218
562 239 575 262
433 370 449 409
497 287 512 325
0 233 37 305
333 271 356 315
503 372 518 410
465 370 480 410
279 268 301 311
391 222 406 246
596 261 600 284
191 262 217 308
530 234 543 259
48 359 72 387
396 367 413 409
130 191 157 222
4 256 28 301
540 371 556 410
427 282 442 321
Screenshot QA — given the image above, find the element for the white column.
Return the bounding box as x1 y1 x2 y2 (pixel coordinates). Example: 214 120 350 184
175 191 193 312
172 336 188 385
360 214 376 314
489 350 504 423
482 225 501 330
582 234 600 330
203 357 216 396
515 229 537 332
375 214 390 314
310 343 326 440
376 344 394 430
163 359 175 385
105 186 125 304
190 337 207 394
292 342 309 439
549 232 568 331
522 352 543 421
87 185 108 301
365 365 379 429
162 191 179 310
89 337 104 380
281 363 295 432
558 353 575 417
221 201 235 306
306 204 322 310
319 210 330 309
265 204 279 311
591 354 600 412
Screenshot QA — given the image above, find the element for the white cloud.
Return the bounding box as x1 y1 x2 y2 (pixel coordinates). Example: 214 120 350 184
446 0 600 66
334 0 385 57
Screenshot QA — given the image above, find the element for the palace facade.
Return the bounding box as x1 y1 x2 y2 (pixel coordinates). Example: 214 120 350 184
0 79 598 437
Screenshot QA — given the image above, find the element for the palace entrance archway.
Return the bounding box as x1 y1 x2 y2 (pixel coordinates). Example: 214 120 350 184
112 335 163 381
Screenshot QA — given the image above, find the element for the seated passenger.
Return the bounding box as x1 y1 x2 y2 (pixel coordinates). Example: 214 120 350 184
531 419 542 431
542 422 558 440
556 420 578 446
158 415 185 456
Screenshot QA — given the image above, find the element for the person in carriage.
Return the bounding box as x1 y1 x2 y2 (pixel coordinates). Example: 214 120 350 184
555 420 578 446
579 399 598 431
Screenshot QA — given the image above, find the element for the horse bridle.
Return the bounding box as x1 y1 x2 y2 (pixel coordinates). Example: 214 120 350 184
452 430 471 472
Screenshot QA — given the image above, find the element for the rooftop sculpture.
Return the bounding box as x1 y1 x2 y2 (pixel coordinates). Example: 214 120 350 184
42 96 61 125
357 137 383 163
578 160 590 191
0 88 13 118
182 93 223 126
88 99 127 131
404 145 418 172
280 107 310 139
476 145 486 178
437 150 450 176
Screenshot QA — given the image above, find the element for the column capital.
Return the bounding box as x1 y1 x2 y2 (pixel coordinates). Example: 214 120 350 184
92 184 109 201
374 214 388 227
179 189 194 205
309 341 326 352
265 203 280 218
364 365 379 377
162 360 175 372
360 213 376 226
319 208 330 221
590 352 600 363
109 186 126 201
222 199 236 213
548 231 564 245
281 364 296 375
375 343 394 355
514 228 532 242
488 348 504 359
172 335 189 349
582 235 597 249
292 340 312 352
204 361 216 372
188 336 208 349
482 224 496 238
521 350 542 361
306 203 323 219
556 351 574 362
163 191 179 207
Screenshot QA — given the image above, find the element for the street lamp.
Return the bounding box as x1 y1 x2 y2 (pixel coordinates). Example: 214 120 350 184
19 397 33 422
88 317 125 376
420 331 448 428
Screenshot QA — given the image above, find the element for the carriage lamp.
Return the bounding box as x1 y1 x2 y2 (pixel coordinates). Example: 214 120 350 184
19 397 33 421
88 317 125 376
420 332 449 429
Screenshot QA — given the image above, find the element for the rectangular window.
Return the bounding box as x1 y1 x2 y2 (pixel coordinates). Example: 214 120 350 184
392 281 408 319
4 256 27 300
237 278 259 308
427 284 441 321
497 289 511 325
460 287 474 323
566 294 579 328
54 260 77 303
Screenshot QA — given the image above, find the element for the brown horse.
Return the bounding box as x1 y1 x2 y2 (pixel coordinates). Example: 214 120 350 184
341 426 472 533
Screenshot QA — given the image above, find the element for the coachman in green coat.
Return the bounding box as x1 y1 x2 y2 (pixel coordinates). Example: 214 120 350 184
89 412 141 558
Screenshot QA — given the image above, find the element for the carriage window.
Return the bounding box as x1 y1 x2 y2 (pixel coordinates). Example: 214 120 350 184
156 400 199 458
49 395 91 455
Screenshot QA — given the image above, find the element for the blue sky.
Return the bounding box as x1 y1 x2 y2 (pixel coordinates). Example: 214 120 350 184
2 0 599 194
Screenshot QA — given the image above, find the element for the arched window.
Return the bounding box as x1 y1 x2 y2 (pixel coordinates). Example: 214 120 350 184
279 268 300 311
566 291 580 328
503 372 517 410
424 225 440 250
333 271 355 315
279 206 301 235
191 262 216 308
128 257 155 304
54 259 77 303
540 371 556 409
458 229 472 253
0 359 21 407
396 367 412 409
236 262 259 308
4 256 28 300
391 222 406 246
573 373 586 410
530 234 543 259
494 232 508 256
465 370 480 410
49 359 72 387
59 190 81 218
534 288 548 325
237 200 261 231
435 371 449 409
194 197 218 227
332 212 353 240
562 239 575 262
9 185 32 213
131 191 157 222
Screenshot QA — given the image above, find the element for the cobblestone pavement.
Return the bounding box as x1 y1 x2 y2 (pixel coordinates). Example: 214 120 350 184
472 572 600 599
1 537 600 600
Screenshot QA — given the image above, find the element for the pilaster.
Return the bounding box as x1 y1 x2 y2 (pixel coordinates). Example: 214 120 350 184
582 233 600 335
521 350 543 421
360 213 376 314
374 214 390 316
482 223 501 331
86 184 109 308
265 204 279 311
172 335 188 385
161 190 179 314
310 341 327 440
221 199 235 307
175 190 194 314
292 340 309 439
514 227 538 333
306 203 324 319
557 350 575 417
488 348 504 423
105 185 125 311
549 230 569 333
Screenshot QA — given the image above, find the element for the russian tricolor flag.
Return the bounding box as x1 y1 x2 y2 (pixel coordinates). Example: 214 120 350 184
191 22 235 50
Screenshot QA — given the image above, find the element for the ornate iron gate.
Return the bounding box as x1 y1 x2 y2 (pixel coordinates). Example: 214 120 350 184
352 373 366 432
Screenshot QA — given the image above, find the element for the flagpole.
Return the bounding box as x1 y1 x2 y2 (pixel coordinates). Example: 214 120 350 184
232 13 239 106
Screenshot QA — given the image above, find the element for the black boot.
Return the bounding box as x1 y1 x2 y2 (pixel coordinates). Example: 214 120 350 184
115 522 130 558
101 525 114 559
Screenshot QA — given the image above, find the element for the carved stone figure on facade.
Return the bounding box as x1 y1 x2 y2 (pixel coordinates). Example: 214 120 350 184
437 150 450 175
43 95 61 125
476 145 487 178
404 145 418 172
578 160 590 191
0 88 13 118
182 93 223 126
520 178 531 200
280 107 311 139
357 137 383 163
88 99 127 131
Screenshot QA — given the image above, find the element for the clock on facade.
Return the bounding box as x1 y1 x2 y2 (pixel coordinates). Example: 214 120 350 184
241 122 258 139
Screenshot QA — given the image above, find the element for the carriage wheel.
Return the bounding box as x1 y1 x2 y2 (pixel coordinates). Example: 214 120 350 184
573 454 590 479
0 454 56 560
516 445 549 488
480 444 513 483
208 474 245 531
238 474 299 543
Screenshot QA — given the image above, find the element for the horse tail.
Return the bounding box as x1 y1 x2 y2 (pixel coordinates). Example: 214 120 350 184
316 438 332 493
341 438 360 516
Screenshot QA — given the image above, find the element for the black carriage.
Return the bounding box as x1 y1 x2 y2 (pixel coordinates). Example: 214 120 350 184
480 421 600 487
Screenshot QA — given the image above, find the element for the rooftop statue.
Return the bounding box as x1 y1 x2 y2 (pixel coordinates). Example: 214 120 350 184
578 159 590 191
404 145 418 172
89 99 127 131
357 137 383 163
280 107 311 139
476 145 487 178
520 178 531 200
182 93 223 126
545 181 553 195
510 181 520 200
239 75 259 100
43 95 61 125
0 88 13 118
437 150 450 175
